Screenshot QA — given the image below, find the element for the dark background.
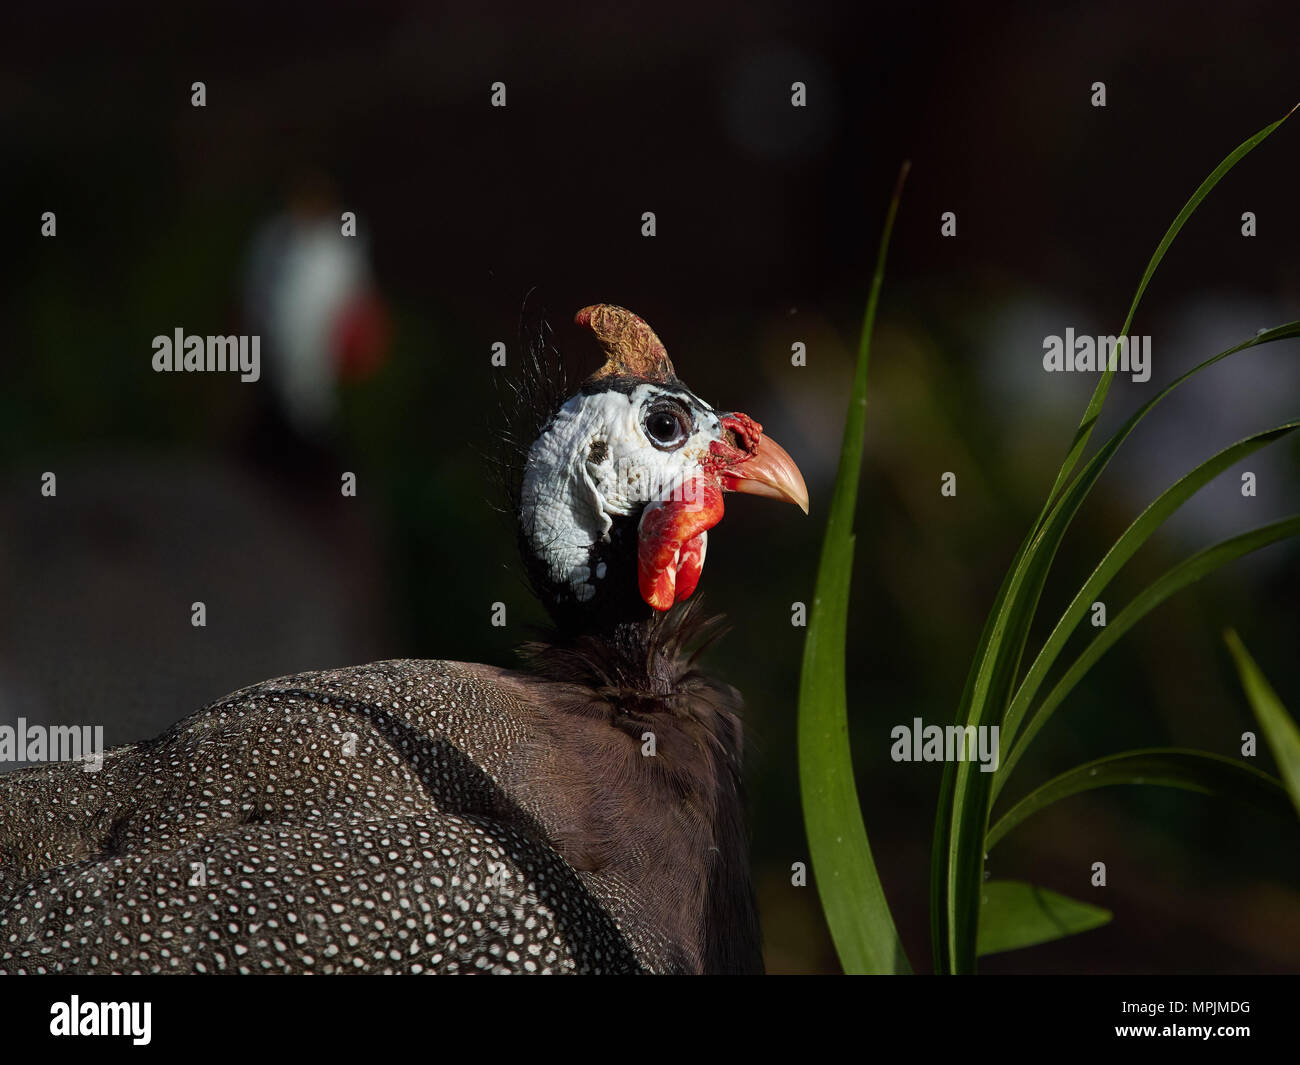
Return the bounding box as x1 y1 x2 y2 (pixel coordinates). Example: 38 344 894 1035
3 1 1298 972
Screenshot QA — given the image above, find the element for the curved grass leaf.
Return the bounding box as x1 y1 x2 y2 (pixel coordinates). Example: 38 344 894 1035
798 163 911 974
928 548 1027 970
997 420 1300 790
1002 517 1300 784
987 748 1294 850
933 108 1296 974
1040 103 1299 514
1225 631 1300 819
977 880 1111 957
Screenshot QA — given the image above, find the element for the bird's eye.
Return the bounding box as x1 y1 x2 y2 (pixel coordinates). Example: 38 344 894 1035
643 404 690 450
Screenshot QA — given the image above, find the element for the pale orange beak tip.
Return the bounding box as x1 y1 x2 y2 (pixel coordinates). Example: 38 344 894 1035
727 434 810 514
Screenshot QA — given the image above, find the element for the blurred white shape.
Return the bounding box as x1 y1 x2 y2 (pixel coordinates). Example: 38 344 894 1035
243 184 389 438
1118 294 1300 550
979 291 1298 577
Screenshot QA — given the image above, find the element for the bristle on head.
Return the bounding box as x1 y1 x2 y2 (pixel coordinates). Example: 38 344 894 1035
576 304 676 384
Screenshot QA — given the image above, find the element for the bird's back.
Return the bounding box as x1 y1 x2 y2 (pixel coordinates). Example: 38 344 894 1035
0 657 758 974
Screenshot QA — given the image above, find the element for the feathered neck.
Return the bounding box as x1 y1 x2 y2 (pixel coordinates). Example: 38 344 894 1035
511 598 763 974
517 598 729 698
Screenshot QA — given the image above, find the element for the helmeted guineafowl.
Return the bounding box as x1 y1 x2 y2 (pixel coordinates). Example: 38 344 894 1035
0 304 808 975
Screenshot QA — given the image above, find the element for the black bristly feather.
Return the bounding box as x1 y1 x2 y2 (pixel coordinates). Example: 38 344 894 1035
486 295 572 614
517 596 731 698
493 295 570 512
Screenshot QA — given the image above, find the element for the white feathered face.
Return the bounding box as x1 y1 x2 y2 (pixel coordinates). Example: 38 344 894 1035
520 372 807 616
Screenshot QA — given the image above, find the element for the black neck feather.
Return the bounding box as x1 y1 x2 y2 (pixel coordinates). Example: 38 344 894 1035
514 598 763 974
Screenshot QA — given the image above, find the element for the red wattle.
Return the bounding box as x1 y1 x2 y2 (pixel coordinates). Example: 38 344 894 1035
637 478 724 611
673 533 707 602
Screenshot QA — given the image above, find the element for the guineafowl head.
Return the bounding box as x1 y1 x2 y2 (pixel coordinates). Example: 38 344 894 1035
517 304 808 632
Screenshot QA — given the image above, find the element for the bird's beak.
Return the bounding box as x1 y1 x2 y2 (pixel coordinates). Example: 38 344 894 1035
718 418 810 514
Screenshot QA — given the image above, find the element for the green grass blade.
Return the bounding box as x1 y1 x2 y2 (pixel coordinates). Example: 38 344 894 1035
933 110 1296 973
1040 105 1297 514
988 748 1294 850
999 420 1300 771
928 540 1031 971
798 162 911 974
1225 631 1300 819
977 880 1111 957
1002 518 1300 784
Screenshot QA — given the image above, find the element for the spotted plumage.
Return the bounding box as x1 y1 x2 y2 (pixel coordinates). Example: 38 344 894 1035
1 658 709 973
